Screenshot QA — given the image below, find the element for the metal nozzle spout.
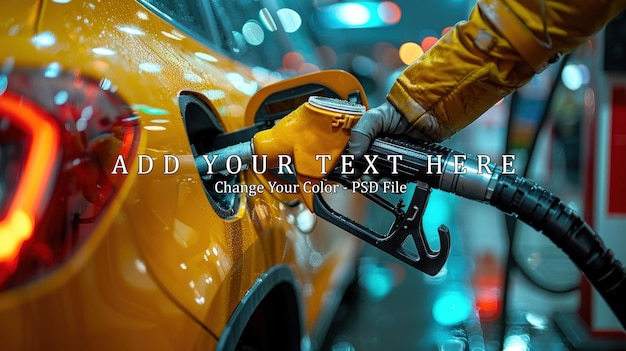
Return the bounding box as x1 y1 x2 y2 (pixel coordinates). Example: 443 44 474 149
194 141 254 176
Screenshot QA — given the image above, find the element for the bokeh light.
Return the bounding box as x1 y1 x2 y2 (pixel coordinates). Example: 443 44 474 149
315 46 337 68
359 262 395 301
242 21 264 46
259 8 278 32
503 334 531 351
314 1 401 29
352 55 377 76
377 1 402 25
399 42 424 65
282 52 305 70
298 62 320 74
336 3 371 26
561 63 584 91
432 289 473 326
421 36 439 52
277 8 302 33
373 42 400 66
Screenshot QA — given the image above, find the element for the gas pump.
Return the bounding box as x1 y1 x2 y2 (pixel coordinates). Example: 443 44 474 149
553 11 626 346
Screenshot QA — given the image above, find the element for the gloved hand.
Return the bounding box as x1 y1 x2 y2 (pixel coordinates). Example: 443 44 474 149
348 100 430 158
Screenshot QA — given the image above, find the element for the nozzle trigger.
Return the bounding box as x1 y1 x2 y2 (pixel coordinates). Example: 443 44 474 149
392 183 450 275
313 178 450 276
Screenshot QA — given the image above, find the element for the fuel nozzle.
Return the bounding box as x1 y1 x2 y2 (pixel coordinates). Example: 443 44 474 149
194 96 365 209
194 97 452 276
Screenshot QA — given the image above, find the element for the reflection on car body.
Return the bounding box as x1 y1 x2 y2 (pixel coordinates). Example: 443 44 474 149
0 1 365 350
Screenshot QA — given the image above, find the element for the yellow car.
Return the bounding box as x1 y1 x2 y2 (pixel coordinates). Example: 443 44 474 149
0 1 367 350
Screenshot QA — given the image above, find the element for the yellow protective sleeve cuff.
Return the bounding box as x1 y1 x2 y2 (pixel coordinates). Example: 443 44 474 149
388 0 626 141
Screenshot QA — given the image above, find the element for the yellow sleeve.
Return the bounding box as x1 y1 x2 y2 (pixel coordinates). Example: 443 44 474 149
388 0 626 141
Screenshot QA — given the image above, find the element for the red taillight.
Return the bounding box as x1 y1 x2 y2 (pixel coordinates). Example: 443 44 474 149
0 92 60 285
0 69 140 289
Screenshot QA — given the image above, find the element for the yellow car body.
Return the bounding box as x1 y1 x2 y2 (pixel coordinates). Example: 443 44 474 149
0 1 365 350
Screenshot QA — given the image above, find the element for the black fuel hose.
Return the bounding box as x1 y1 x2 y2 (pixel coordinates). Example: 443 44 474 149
356 136 626 328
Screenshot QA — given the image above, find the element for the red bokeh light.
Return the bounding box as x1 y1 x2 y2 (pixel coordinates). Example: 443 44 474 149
282 52 305 71
378 1 402 25
421 36 439 52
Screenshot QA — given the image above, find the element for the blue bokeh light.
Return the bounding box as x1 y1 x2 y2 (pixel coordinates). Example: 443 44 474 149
432 289 473 326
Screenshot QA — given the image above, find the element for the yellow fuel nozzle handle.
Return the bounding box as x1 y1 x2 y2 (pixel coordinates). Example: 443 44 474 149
253 96 365 210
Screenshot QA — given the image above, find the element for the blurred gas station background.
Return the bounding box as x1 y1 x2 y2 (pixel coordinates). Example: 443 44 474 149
265 1 626 350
